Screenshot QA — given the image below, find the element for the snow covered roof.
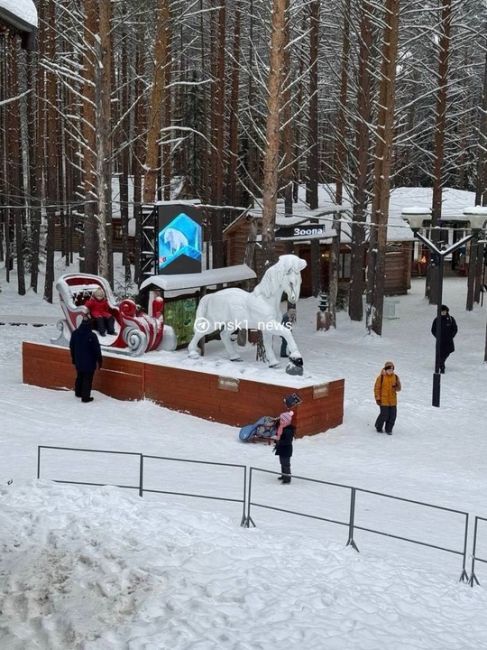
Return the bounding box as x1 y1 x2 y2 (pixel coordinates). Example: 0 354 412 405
154 200 201 207
463 206 487 214
230 185 484 245
0 0 37 30
140 264 256 293
237 186 415 243
397 187 477 222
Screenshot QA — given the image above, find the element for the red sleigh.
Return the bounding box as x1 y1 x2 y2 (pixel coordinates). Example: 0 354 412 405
54 273 176 355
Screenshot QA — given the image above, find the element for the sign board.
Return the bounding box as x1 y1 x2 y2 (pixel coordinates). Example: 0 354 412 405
275 224 329 240
157 204 202 274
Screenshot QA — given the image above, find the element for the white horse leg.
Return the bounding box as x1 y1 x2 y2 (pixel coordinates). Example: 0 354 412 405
279 326 301 360
262 331 279 367
266 322 301 359
274 323 304 375
188 331 204 358
220 328 242 361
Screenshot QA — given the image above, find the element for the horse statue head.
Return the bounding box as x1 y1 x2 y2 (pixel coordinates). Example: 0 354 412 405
255 254 307 304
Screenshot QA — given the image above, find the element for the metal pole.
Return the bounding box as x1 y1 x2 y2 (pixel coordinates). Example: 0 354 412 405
37 446 42 479
432 256 444 407
346 487 359 552
415 232 472 408
139 454 144 497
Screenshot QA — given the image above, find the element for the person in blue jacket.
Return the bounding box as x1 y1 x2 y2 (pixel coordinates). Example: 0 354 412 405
69 314 103 402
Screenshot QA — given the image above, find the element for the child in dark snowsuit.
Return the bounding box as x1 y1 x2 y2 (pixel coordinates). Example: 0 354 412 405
274 419 295 484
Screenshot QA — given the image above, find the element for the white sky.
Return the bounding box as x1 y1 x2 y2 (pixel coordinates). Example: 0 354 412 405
1 263 487 648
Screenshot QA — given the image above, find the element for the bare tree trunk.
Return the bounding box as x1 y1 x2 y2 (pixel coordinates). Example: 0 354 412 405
43 0 58 302
331 0 351 319
210 0 226 267
427 0 452 304
133 32 145 285
119 12 131 283
162 17 173 202
28 44 41 291
82 0 98 274
261 0 287 268
349 0 373 321
366 0 400 335
334 0 351 207
281 0 294 217
7 36 26 294
307 0 320 211
143 0 171 204
475 47 487 206
226 3 241 207
95 0 112 281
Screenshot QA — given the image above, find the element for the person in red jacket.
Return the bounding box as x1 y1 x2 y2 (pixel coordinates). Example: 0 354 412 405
374 361 402 435
85 288 116 336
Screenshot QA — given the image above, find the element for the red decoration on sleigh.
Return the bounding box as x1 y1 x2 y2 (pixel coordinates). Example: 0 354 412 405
54 273 176 355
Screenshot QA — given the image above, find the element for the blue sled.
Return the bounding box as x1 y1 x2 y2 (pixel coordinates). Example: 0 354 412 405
239 416 277 442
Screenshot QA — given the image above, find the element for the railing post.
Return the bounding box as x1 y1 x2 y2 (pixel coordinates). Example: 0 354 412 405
242 467 255 528
37 446 41 479
469 517 480 587
346 487 359 552
240 466 248 526
139 454 144 497
459 513 469 583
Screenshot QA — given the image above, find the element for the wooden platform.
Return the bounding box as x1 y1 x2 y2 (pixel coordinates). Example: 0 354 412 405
22 341 344 437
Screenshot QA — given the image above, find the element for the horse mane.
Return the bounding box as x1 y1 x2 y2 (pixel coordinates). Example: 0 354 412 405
254 260 284 299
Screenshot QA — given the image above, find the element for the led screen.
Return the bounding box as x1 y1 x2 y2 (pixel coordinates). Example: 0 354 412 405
157 211 202 274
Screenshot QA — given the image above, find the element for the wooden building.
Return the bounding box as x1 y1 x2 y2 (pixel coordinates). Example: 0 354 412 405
53 215 135 255
224 198 414 298
0 1 37 50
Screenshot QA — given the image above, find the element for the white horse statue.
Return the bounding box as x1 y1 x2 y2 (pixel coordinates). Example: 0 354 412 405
188 254 307 372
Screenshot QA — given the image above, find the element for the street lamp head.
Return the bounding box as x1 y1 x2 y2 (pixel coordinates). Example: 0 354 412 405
401 208 431 230
463 208 487 230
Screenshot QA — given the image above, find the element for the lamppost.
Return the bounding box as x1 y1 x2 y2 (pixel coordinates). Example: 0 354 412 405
463 208 487 310
414 231 472 407
401 209 431 274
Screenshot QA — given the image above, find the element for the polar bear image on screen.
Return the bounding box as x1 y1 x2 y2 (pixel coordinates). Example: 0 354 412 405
164 228 189 253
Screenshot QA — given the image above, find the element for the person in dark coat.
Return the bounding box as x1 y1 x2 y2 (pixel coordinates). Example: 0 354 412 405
274 418 295 484
431 305 458 373
69 314 103 402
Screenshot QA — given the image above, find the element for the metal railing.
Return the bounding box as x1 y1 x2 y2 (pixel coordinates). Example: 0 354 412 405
37 446 248 525
246 467 470 582
37 445 476 584
142 455 248 525
468 516 487 586
37 445 144 494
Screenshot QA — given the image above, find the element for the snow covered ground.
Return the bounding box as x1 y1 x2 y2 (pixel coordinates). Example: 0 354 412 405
1 270 487 649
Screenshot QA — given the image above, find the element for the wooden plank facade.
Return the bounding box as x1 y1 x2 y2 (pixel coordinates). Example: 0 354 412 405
224 216 412 297
23 341 344 437
53 216 135 255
